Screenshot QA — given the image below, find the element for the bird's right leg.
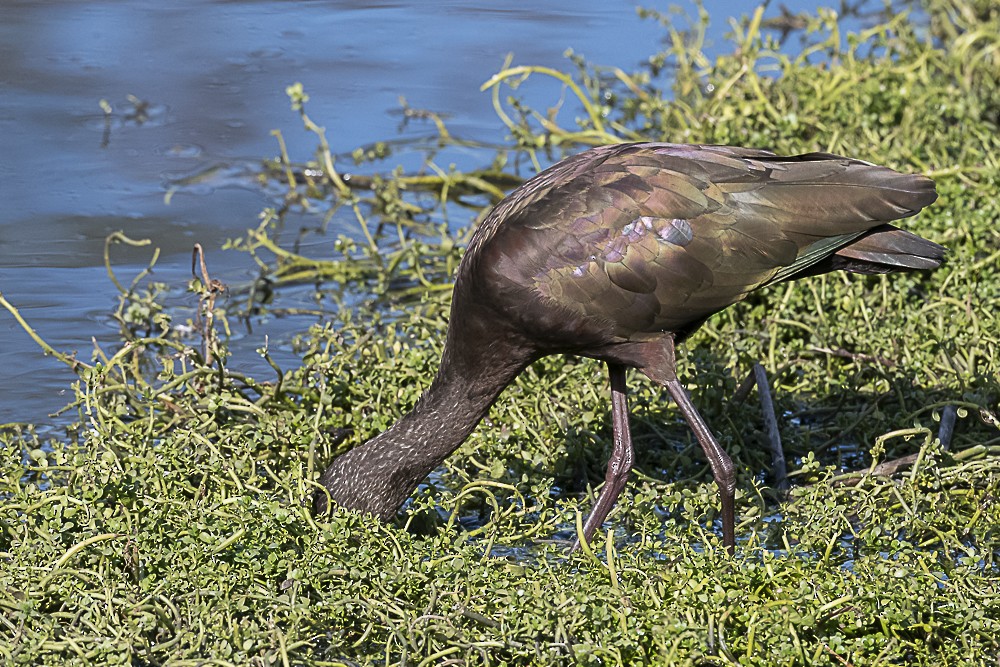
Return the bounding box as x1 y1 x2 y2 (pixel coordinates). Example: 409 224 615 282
573 362 634 550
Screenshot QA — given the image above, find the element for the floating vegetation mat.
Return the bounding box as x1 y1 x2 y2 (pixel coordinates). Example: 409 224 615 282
2 1 999 664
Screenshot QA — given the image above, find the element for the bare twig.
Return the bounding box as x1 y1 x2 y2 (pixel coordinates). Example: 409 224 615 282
191 244 227 367
734 364 788 492
937 405 958 451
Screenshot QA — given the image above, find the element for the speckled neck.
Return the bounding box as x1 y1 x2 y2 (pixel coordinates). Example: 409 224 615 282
316 337 534 519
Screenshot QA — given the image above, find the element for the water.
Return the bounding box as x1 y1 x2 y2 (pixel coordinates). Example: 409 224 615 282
0 0 849 427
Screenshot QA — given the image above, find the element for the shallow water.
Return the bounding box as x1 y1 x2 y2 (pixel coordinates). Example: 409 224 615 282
1 0 856 427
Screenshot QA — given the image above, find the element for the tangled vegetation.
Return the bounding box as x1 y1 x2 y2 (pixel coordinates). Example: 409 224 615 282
2 1 999 664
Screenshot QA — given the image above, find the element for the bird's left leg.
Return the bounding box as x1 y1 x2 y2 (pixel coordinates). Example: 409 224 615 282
573 363 633 550
640 335 736 554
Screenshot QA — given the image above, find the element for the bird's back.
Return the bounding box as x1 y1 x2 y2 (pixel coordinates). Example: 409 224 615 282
457 143 940 351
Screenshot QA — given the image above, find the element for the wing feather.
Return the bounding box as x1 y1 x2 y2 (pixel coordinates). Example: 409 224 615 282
474 142 937 341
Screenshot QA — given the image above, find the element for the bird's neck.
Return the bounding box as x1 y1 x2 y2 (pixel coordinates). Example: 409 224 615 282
320 337 534 519
398 344 526 463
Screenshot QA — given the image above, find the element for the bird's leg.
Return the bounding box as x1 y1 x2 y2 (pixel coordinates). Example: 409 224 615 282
643 336 736 554
734 364 787 492
573 363 634 550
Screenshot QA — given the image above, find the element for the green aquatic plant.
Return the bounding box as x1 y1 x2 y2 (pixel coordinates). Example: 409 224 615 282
1 1 999 664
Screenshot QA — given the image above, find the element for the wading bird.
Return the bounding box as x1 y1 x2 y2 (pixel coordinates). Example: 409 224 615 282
315 142 942 551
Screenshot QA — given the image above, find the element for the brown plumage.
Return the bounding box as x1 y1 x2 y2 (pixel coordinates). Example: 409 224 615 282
315 142 942 550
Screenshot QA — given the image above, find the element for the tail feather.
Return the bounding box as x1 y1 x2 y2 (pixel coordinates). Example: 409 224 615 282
834 225 945 273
